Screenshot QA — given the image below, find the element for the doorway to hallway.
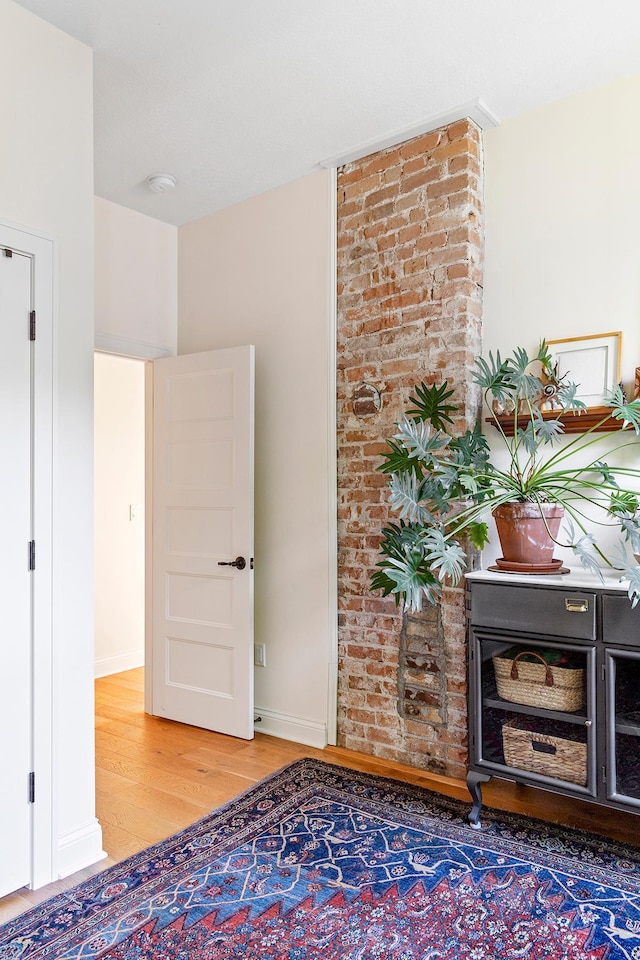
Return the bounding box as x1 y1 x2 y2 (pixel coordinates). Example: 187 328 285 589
94 352 146 679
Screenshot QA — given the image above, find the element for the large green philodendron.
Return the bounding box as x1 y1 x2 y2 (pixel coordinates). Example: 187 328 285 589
371 341 640 611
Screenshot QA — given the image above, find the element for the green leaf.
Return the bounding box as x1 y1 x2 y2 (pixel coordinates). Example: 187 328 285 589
377 439 422 477
422 530 467 583
373 550 441 611
621 516 640 554
533 413 566 445
606 386 640 433
507 347 544 401
565 519 603 580
609 491 639 516
370 566 403 602
625 566 640 608
467 521 489 550
611 544 640 607
394 415 450 462
416 475 452 515
406 381 458 430
449 427 491 468
594 460 617 485
388 473 432 524
555 380 587 414
516 422 539 456
458 473 480 495
472 351 514 401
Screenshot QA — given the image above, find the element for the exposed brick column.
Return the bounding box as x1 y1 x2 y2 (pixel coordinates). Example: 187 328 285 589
336 119 484 779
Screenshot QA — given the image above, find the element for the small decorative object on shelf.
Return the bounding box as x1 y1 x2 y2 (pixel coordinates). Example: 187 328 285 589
547 332 622 407
371 341 640 610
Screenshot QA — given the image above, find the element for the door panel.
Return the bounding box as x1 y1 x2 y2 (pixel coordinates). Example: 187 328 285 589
0 250 32 897
152 346 254 739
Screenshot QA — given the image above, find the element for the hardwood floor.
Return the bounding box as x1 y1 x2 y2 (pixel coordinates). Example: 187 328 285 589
2 666 639 924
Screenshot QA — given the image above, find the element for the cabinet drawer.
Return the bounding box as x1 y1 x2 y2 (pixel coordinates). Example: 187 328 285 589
470 583 596 640
602 594 640 646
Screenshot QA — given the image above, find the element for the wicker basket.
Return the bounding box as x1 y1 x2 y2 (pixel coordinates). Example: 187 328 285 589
493 649 584 712
502 719 587 786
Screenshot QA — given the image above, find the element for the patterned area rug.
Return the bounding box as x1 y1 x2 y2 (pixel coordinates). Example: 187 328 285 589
2 759 640 959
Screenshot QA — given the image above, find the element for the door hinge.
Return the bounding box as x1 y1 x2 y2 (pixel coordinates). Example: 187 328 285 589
3 248 12 257
30 310 36 341
29 540 36 571
601 663 606 683
601 764 607 784
28 772 35 803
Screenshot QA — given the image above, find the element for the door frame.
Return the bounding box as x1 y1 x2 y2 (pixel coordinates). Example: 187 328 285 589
93 334 173 716
1 222 55 889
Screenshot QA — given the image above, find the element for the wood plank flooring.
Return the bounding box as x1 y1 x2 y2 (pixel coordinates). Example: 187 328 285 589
2 666 639 925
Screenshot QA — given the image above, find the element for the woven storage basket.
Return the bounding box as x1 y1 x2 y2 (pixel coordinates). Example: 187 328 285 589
502 719 587 786
493 649 584 712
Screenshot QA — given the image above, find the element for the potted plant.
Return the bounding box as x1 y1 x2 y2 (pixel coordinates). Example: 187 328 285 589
371 341 640 611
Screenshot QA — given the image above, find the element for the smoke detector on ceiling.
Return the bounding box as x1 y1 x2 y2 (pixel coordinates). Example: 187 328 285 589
147 174 176 194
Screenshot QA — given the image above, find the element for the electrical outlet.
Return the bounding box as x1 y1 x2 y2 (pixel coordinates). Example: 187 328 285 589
254 643 266 668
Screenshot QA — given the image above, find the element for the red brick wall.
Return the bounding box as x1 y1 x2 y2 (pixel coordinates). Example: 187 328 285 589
336 119 484 779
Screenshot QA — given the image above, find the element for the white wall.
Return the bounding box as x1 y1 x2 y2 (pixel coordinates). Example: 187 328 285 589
0 0 102 875
483 75 640 566
484 74 640 380
94 196 178 357
178 170 335 747
94 353 146 677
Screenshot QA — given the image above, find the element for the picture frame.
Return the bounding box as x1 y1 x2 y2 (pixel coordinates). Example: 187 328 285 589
547 332 622 407
635 366 640 400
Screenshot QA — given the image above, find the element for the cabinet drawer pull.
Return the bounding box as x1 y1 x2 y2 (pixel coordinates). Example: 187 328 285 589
565 598 589 613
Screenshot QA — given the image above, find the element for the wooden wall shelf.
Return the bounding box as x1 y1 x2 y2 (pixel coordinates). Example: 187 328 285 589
487 405 624 436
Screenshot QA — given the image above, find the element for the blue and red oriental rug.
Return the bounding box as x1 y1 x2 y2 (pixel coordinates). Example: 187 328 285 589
2 758 640 959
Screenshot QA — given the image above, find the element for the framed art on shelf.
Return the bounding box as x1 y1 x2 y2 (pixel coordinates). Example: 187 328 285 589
547 332 622 407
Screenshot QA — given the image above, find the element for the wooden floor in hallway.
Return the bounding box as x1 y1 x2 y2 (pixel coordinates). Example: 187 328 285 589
2 666 639 924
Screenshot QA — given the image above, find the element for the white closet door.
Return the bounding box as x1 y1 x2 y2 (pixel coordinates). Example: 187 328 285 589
0 249 32 897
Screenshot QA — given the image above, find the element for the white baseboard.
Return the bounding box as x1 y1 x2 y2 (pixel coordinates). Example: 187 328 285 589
57 819 107 879
95 651 144 678
254 707 327 749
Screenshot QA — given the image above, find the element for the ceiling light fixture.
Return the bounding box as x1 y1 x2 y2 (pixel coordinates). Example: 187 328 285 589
147 173 176 193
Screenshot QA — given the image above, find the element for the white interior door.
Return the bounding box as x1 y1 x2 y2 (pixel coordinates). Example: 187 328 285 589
0 249 32 897
151 346 255 739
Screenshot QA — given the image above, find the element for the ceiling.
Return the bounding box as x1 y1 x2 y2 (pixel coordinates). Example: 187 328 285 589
12 0 640 226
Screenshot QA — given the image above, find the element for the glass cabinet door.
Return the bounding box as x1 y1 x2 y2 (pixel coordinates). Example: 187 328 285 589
606 649 640 806
471 631 597 796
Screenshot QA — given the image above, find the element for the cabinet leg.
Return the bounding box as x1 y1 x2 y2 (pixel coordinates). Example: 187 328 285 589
466 771 490 829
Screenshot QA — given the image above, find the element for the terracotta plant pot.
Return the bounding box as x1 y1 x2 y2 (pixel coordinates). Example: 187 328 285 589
492 501 565 566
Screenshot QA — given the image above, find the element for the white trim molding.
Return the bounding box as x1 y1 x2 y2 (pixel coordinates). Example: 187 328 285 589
254 707 327 749
326 166 338 747
57 820 106 879
95 332 174 360
320 98 500 169
95 652 144 679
